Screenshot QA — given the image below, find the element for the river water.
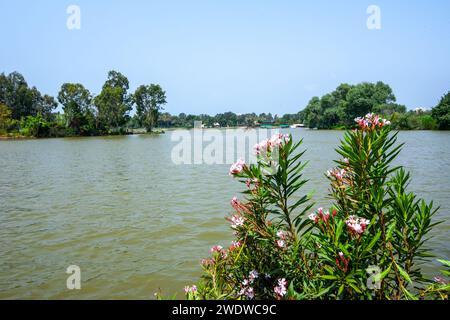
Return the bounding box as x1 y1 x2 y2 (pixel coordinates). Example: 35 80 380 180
0 129 449 299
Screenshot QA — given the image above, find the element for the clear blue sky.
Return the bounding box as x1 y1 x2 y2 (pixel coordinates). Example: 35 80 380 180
1 0 449 115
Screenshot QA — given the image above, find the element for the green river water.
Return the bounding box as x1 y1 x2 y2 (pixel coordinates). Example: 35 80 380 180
0 129 449 299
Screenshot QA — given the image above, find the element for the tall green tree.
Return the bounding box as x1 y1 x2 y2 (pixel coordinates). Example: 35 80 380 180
58 83 94 135
0 72 57 120
134 84 167 132
0 103 15 133
0 72 32 119
94 71 132 132
157 112 173 128
301 82 397 128
431 91 450 130
344 81 395 125
31 87 58 120
302 96 322 128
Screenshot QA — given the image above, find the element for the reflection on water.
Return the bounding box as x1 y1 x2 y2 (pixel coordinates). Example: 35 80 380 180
0 129 449 299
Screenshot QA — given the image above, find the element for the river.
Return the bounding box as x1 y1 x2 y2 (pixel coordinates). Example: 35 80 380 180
0 129 449 299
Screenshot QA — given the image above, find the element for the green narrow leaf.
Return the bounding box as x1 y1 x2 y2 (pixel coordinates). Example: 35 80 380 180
347 282 362 294
374 264 391 282
395 262 412 283
320 275 338 280
386 222 396 240
314 286 332 298
437 259 450 268
337 284 345 297
364 231 381 253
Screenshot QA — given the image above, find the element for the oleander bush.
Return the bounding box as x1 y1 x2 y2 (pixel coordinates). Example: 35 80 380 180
182 114 449 300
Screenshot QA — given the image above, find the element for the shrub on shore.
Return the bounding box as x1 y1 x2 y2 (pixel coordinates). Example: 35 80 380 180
181 113 449 300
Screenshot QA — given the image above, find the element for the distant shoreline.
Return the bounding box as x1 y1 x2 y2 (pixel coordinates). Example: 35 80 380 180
2 127 447 141
0 135 34 140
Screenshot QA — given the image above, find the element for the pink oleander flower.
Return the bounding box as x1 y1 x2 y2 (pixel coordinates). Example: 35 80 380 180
254 139 269 155
308 213 319 223
332 208 337 217
276 230 287 240
336 169 346 180
355 117 369 129
274 278 288 297
253 144 261 155
270 133 290 147
355 113 391 130
345 215 370 236
336 252 349 272
245 178 259 190
249 270 259 283
210 245 223 253
276 239 285 248
327 168 346 181
231 196 240 209
230 240 241 250
201 258 214 266
317 207 331 223
269 133 283 147
434 276 447 285
230 215 245 229
209 245 227 258
184 285 197 294
310 208 332 224
229 158 246 175
245 287 255 299
239 278 255 299
254 134 290 156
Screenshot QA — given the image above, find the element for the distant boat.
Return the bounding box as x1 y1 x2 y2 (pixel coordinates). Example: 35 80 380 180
290 123 305 128
279 124 290 128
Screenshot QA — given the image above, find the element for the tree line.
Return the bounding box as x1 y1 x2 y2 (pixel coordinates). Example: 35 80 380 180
150 112 301 129
134 82 450 131
0 70 167 137
1 71 449 137
300 81 450 130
